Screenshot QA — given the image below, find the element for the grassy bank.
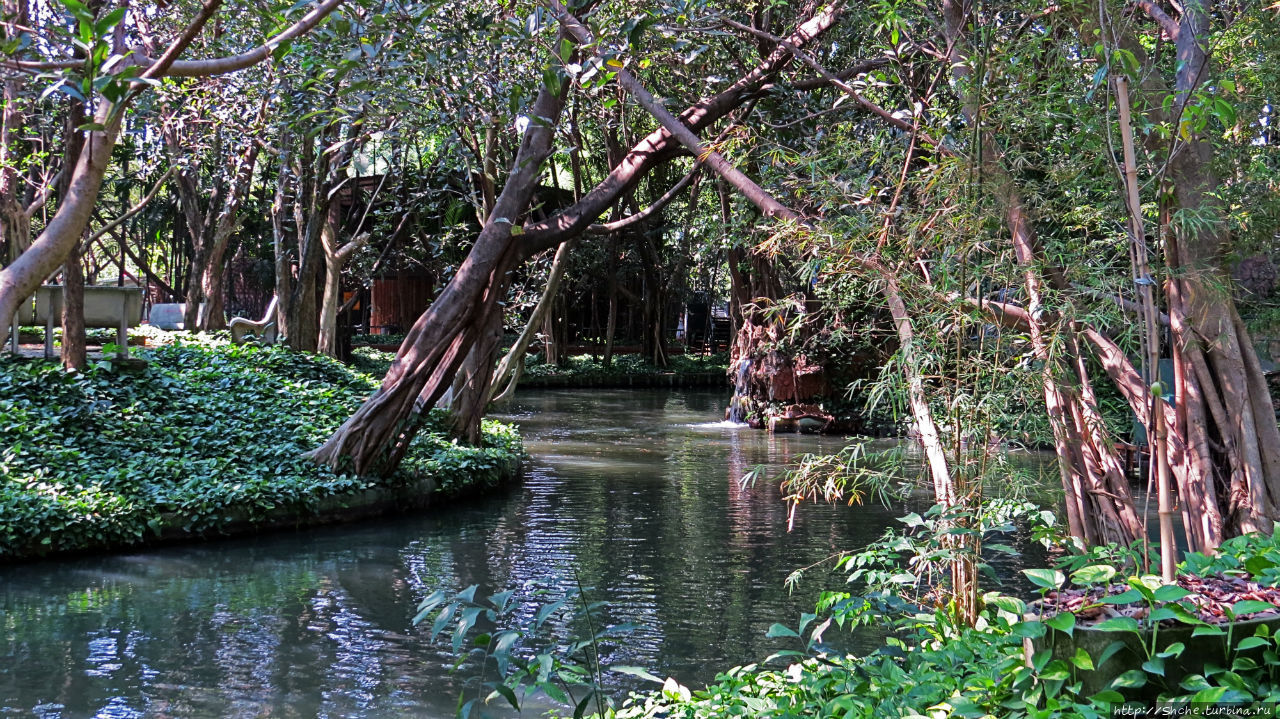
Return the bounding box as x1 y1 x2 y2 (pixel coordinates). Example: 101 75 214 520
0 335 522 561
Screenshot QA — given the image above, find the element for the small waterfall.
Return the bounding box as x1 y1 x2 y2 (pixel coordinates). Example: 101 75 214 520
725 358 752 424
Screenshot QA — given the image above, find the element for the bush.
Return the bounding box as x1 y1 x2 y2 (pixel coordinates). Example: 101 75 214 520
0 334 522 560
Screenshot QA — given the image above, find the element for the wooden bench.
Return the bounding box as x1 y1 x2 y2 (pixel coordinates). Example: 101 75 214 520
8 285 144 359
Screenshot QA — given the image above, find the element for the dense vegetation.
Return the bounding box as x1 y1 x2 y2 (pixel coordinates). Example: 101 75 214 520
2 0 1280 714
0 336 521 560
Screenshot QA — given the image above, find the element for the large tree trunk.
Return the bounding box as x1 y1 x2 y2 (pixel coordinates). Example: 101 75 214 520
270 148 294 338
941 0 1142 547
59 99 88 371
197 142 260 331
319 212 370 356
60 242 86 370
1157 1 1280 536
310 7 843 473
308 36 574 474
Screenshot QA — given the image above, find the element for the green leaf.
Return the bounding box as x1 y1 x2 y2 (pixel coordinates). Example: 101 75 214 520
766 623 800 639
1093 616 1141 633
1044 612 1076 637
1231 600 1277 616
1111 670 1147 689
488 684 520 710
1191 687 1227 704
1091 690 1124 704
1100 589 1145 605
1158 642 1186 659
1071 565 1117 585
1235 636 1269 651
1095 640 1129 668
1023 568 1064 590
1141 656 1165 676
1244 556 1276 575
1152 585 1192 602
1070 647 1094 671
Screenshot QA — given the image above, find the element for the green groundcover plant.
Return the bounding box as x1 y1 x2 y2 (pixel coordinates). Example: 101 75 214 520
521 352 731 379
422 507 1280 719
589 526 1280 719
0 334 522 560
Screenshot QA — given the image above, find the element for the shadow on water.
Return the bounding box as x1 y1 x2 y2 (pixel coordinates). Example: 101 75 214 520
0 388 1054 718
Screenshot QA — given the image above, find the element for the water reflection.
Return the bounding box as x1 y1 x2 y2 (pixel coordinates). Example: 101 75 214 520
0 389 1050 718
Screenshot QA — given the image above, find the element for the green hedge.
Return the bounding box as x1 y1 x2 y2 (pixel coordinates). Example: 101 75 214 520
522 352 730 379
0 337 522 560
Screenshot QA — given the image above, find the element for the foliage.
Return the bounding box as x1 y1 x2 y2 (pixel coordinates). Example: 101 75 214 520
522 352 730 380
560 531 1280 718
0 333 522 560
415 579 659 719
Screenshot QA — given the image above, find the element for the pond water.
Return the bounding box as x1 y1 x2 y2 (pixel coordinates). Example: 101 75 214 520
0 388 1052 718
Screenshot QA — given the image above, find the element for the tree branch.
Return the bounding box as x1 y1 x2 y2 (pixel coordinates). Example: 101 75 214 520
86 165 177 244
21 167 63 219
1129 0 1181 39
8 0 342 78
159 0 345 77
547 0 802 221
720 16 951 155
140 0 224 79
518 1 842 254
586 163 700 234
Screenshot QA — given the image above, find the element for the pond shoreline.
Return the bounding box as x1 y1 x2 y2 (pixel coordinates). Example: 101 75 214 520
2 458 524 567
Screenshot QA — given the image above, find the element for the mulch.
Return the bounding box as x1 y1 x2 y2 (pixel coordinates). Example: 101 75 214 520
1033 574 1280 627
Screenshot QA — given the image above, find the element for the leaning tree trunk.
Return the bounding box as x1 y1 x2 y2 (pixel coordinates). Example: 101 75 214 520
488 238 577 405
308 37 573 474
309 6 842 473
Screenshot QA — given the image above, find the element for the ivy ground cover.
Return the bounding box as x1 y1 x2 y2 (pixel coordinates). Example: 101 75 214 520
0 337 522 561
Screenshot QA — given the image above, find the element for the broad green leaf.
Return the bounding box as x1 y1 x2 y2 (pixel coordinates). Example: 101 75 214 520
1093 616 1141 633
766 623 799 639
1023 568 1064 590
1071 565 1117 585
1101 589 1145 605
1152 585 1192 602
1231 600 1277 616
1111 670 1147 689
1070 647 1094 671
1044 612 1076 637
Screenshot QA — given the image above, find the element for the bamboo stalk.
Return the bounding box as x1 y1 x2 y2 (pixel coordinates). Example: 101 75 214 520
1116 75 1176 580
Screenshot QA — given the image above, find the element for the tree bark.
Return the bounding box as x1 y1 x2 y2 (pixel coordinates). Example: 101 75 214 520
310 5 843 472
489 239 577 405
941 0 1142 547
308 34 575 473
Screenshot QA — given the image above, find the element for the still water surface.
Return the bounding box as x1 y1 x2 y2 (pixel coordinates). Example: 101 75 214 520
0 389 1048 718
